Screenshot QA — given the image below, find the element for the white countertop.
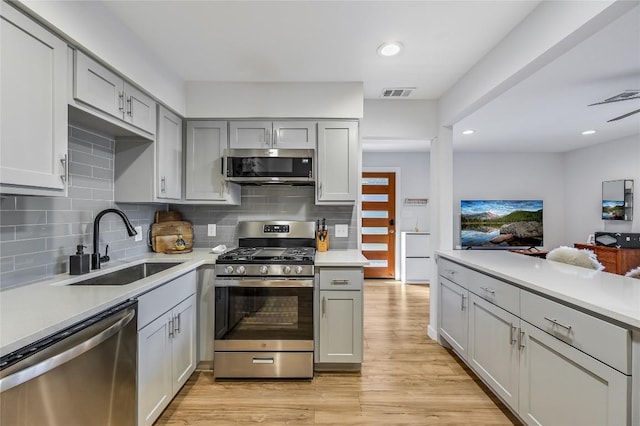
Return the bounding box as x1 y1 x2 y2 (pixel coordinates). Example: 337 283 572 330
436 250 640 330
1 248 368 356
314 250 369 267
0 249 219 357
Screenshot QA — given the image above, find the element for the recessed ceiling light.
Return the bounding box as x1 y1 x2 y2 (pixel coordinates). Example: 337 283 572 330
377 41 403 57
462 129 475 135
582 130 597 135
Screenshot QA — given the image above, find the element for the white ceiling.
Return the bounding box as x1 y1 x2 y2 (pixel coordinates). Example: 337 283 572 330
101 1 539 100
100 1 639 153
454 5 640 153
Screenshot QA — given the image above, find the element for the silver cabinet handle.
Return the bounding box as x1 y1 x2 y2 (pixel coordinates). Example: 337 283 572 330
168 318 174 338
544 317 572 331
518 330 525 349
175 313 181 334
118 92 125 112
273 129 278 146
318 182 323 197
322 296 326 316
331 279 349 285
510 324 517 345
479 286 496 295
265 128 271 146
160 176 166 193
126 96 132 117
60 154 68 183
460 293 466 311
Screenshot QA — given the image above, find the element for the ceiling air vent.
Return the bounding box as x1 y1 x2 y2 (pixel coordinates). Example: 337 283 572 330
381 87 415 98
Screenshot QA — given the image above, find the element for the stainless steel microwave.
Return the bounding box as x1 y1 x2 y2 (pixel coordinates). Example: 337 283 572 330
224 149 314 184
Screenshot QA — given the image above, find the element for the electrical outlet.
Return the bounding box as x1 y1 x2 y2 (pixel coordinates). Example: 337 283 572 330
208 224 216 237
335 224 348 238
134 226 143 242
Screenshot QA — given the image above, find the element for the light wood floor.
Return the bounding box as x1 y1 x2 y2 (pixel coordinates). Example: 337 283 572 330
156 280 521 425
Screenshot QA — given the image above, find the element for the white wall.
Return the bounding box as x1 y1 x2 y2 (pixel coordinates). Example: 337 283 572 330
563 135 640 243
18 0 186 114
453 152 566 251
186 82 363 118
361 100 437 140
363 152 431 233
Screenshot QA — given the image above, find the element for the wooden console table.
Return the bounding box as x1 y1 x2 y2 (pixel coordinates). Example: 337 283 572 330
574 243 640 275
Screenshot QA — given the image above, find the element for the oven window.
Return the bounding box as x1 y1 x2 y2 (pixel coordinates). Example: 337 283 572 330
215 286 313 341
228 157 312 177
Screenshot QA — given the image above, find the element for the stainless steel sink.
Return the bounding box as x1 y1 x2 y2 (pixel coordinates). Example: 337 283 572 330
69 262 183 286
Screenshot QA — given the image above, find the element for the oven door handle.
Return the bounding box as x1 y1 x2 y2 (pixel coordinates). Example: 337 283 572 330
214 279 314 288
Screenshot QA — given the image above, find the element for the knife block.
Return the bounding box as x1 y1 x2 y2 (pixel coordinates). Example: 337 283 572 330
316 231 329 252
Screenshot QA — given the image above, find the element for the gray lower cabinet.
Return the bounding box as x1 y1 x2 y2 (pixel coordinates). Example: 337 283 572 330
316 268 363 366
0 2 68 196
437 257 631 425
137 271 196 426
184 120 240 204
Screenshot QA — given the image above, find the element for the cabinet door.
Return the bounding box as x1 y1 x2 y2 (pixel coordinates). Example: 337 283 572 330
439 278 468 359
405 258 431 282
319 290 363 363
229 120 272 149
316 121 358 203
185 120 239 202
272 121 316 149
157 105 182 200
1 3 68 193
519 321 629 426
468 294 519 410
171 295 196 393
138 312 173 426
124 81 156 134
74 50 124 120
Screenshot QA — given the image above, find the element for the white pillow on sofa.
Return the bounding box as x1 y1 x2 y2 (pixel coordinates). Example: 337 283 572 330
546 246 605 270
626 266 640 279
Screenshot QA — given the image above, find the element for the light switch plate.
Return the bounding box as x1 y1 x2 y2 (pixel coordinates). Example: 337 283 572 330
208 224 216 237
335 224 348 238
134 226 143 242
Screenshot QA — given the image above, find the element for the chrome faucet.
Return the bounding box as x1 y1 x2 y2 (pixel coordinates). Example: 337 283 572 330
92 208 138 270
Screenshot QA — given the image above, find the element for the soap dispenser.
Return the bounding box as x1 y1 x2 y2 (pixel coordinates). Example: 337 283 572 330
70 245 90 275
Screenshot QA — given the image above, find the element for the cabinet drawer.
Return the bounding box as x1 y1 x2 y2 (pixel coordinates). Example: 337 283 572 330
466 270 520 316
138 270 196 329
520 291 630 374
437 258 469 288
319 268 363 290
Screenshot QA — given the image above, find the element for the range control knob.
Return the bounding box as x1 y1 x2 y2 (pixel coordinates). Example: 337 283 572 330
224 266 234 274
295 266 304 275
282 266 292 274
236 266 246 275
259 265 269 275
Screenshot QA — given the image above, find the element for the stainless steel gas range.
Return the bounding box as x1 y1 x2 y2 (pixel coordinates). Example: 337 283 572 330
213 221 316 379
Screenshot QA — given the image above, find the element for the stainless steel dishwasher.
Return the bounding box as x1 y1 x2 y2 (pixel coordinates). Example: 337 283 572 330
0 299 137 426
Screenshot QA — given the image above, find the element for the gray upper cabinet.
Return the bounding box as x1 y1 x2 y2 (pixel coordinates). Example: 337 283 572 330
156 106 182 200
229 120 316 149
0 2 68 196
185 120 240 204
316 121 358 204
74 50 156 135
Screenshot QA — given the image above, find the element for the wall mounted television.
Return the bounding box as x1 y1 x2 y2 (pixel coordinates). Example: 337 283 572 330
460 200 543 249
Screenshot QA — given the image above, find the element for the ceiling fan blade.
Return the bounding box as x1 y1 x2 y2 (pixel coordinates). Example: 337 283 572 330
607 108 640 122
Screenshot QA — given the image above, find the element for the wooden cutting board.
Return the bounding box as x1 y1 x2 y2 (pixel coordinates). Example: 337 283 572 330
151 220 193 253
155 210 182 223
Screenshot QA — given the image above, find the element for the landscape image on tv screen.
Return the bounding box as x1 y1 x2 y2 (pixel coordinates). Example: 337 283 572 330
602 200 625 220
461 200 543 249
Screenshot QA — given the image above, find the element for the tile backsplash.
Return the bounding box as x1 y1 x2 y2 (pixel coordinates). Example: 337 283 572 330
0 126 160 289
0 125 358 289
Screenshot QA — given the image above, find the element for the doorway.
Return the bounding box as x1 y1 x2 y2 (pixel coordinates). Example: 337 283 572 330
361 172 396 278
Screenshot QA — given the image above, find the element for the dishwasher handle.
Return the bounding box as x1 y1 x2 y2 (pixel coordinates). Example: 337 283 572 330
0 308 135 393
